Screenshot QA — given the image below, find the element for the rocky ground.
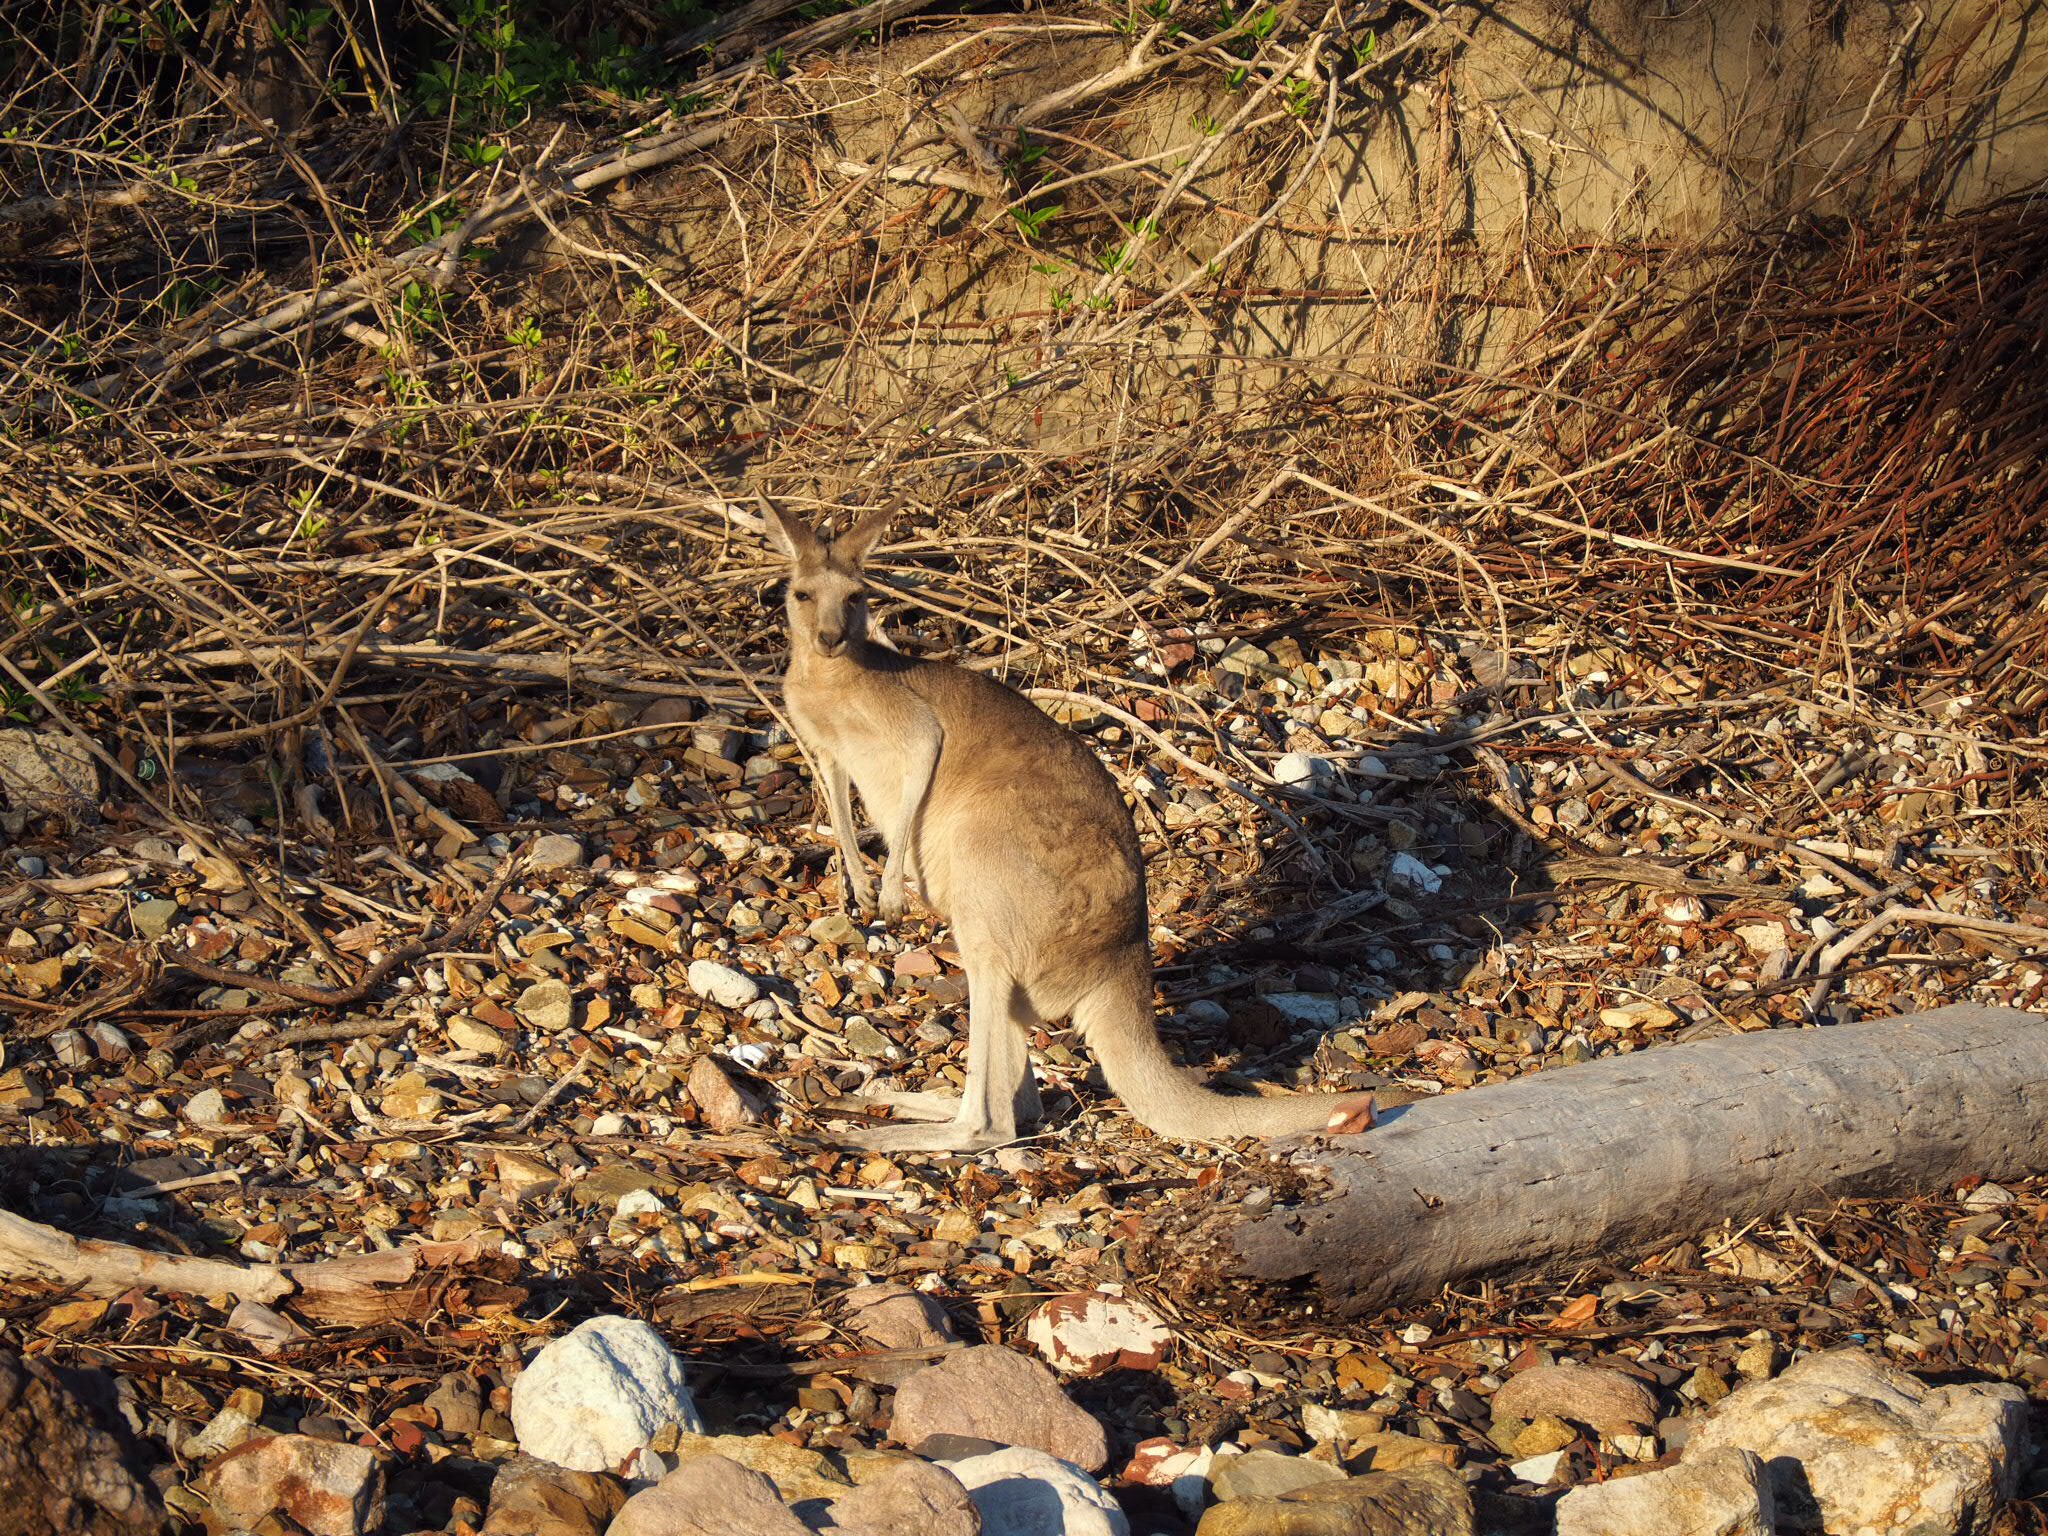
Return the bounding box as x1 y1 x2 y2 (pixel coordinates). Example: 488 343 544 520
2 615 2046 1535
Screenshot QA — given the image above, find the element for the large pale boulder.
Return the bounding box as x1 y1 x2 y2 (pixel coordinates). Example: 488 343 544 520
510 1316 704 1473
1683 1349 2027 1535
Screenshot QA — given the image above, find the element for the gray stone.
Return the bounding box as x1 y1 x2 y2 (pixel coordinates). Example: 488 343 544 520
1273 753 1339 793
131 899 180 940
517 979 575 1033
184 1088 229 1126
687 960 761 1010
0 730 98 820
843 1017 893 1057
528 835 586 872
426 1373 483 1437
1210 1448 1347 1502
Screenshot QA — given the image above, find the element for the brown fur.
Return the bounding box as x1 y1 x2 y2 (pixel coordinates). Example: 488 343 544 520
762 501 1375 1151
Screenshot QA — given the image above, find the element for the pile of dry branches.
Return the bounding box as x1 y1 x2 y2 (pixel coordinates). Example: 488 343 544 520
2 0 2042 828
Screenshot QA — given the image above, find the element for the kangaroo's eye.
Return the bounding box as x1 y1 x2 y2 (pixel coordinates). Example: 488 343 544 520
791 589 813 603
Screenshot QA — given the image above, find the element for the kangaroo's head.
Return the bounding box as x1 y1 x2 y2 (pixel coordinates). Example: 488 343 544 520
760 499 890 661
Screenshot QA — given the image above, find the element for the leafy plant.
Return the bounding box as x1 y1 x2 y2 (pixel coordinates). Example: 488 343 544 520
458 139 505 167
507 317 544 348
271 6 332 44
1010 203 1061 242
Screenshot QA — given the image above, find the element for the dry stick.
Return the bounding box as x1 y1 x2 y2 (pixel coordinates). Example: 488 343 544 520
1285 469 1510 662
1594 757 1884 902
1805 907 2048 1011
0 1207 488 1305
177 577 406 749
1025 686 1329 875
334 709 476 849
169 846 523 1011
0 649 342 971
1781 1214 1899 1317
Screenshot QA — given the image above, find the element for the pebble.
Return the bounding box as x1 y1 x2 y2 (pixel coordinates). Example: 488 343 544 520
1491 1363 1657 1435
204 1434 386 1536
528 834 587 872
1555 1446 1774 1536
1208 1446 1346 1501
517 979 575 1032
131 898 181 939
610 1455 804 1536
1273 752 1339 793
1024 1292 1173 1376
687 960 761 1010
184 1088 229 1126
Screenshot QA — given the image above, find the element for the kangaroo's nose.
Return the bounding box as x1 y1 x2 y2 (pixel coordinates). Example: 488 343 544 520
817 629 843 651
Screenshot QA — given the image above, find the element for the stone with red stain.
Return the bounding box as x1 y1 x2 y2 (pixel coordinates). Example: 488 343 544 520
1025 1292 1173 1377
205 1434 385 1536
892 947 942 980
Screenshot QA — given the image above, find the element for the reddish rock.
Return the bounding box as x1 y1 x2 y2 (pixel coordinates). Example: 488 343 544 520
688 1056 764 1131
205 1435 384 1536
1490 1364 1657 1436
889 1346 1108 1473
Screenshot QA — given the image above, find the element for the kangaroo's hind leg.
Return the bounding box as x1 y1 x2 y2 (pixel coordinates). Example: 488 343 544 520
838 956 1034 1154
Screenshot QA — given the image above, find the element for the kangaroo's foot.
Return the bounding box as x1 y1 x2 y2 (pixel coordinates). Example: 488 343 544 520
825 1089 961 1124
837 1119 1016 1155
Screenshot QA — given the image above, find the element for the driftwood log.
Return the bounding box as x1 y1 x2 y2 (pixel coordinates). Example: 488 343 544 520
1140 1004 2048 1318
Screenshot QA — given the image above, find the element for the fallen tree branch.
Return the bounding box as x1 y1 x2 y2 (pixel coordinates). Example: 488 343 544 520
0 1208 488 1309
1136 1004 2048 1319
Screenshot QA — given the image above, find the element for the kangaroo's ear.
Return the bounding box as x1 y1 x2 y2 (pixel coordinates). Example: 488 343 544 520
758 495 821 562
833 507 894 567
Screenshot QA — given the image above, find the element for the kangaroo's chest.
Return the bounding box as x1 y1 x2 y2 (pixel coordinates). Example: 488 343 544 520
786 678 921 813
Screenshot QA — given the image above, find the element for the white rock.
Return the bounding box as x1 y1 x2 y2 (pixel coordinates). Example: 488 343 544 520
1683 1348 2026 1536
1273 753 1338 793
185 1088 229 1126
688 960 761 1010
1387 852 1444 894
947 1447 1130 1536
1734 922 1788 959
510 1316 704 1472
1557 1447 1773 1536
1510 1450 1567 1484
1025 1292 1172 1376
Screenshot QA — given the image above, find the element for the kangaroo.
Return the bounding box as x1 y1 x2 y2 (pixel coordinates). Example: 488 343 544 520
762 499 1377 1152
